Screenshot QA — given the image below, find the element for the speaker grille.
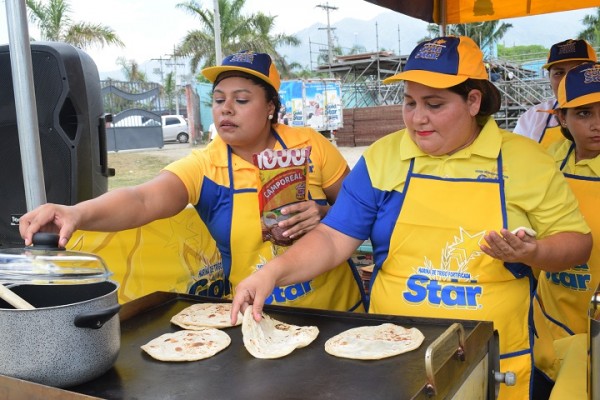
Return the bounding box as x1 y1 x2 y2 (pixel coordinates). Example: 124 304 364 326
0 42 107 247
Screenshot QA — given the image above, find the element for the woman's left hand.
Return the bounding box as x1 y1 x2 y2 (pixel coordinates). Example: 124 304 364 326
480 228 538 264
277 200 327 239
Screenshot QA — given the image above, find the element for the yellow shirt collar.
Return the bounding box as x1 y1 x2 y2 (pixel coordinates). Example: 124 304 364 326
400 117 502 161
551 139 600 177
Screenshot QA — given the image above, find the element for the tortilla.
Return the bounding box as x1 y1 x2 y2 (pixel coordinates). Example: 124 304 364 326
324 323 425 360
242 308 319 359
170 303 243 330
141 329 231 362
511 226 537 237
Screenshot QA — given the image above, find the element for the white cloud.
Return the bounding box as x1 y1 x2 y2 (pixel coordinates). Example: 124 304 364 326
0 0 596 74
1 0 386 70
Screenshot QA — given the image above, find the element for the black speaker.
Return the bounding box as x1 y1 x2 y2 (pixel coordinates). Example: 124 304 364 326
0 42 109 247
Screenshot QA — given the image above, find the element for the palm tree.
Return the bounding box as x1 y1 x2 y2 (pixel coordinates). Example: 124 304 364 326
176 0 300 75
163 72 176 114
25 0 124 49
421 21 512 55
578 7 600 47
116 57 147 82
346 44 368 55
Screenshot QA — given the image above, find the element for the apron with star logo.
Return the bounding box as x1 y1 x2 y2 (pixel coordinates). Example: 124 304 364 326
533 144 600 380
370 156 533 400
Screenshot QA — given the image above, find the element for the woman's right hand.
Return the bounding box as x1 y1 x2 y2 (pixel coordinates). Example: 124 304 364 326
19 203 80 248
230 266 278 325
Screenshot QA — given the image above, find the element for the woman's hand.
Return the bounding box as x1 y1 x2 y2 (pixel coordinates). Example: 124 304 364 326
230 267 277 325
278 200 327 239
480 229 538 264
481 229 592 272
19 203 80 248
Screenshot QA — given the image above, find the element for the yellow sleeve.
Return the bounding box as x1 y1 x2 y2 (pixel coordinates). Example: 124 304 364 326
163 148 208 205
307 129 349 189
503 135 590 238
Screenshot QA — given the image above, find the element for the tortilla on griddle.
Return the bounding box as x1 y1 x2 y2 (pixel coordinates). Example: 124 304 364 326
170 303 243 330
141 329 231 362
242 307 319 359
325 323 425 360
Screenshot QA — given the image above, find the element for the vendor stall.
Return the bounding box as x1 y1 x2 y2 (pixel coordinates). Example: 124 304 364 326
0 292 499 399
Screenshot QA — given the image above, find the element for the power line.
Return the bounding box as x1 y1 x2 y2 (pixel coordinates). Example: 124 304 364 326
151 56 168 83
316 2 337 77
165 46 185 115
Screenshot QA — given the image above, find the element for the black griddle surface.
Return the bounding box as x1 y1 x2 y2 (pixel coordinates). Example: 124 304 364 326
67 292 492 400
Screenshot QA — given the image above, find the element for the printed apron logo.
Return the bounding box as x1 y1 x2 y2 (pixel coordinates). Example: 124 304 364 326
256 245 315 305
545 264 591 291
403 227 485 309
189 259 231 298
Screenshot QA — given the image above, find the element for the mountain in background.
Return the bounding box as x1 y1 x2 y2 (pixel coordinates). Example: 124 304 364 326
98 10 590 81
277 12 430 70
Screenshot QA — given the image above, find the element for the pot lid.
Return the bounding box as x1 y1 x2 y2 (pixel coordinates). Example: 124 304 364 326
0 233 111 284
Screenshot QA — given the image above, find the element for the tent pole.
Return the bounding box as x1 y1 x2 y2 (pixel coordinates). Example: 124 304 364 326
5 0 47 211
438 0 447 35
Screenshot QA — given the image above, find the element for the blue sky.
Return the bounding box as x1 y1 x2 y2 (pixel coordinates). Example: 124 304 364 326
0 0 596 74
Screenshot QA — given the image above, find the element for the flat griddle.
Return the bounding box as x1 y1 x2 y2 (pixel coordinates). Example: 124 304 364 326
23 292 497 399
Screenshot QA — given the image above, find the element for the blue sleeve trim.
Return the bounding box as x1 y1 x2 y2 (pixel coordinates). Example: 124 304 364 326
323 157 379 240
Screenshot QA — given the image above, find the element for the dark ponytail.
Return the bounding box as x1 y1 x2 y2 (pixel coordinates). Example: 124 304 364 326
447 78 501 117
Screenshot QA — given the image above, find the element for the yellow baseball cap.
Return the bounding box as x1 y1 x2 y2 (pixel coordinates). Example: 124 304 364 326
383 36 488 88
542 39 597 70
557 62 600 108
202 50 281 91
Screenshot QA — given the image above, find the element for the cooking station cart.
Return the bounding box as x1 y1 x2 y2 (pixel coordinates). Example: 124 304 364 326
0 291 499 399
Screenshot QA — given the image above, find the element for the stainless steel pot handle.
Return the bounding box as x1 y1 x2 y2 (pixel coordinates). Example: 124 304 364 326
74 304 121 329
424 322 466 396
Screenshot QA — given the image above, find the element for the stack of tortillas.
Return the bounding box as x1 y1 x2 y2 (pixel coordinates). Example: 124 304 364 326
242 307 319 359
325 323 425 360
141 329 231 362
170 303 243 329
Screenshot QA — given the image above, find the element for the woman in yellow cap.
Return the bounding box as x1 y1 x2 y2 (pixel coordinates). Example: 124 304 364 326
514 39 597 148
533 61 600 396
231 37 592 400
19 50 366 313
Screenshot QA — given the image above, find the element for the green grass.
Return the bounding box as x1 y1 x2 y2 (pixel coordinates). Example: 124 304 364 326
107 152 177 190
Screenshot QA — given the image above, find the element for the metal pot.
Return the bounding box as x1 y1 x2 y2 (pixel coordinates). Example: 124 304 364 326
0 233 120 388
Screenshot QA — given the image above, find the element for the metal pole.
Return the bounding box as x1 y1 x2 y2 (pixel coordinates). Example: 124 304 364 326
213 0 222 64
317 2 337 78
439 0 447 35
151 56 167 112
376 22 380 100
5 0 47 210
173 46 179 115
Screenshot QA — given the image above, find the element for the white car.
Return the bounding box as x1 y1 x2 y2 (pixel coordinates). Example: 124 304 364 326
161 115 189 143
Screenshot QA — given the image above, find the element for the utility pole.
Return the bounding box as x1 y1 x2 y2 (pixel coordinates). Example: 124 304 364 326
151 56 167 83
166 46 185 115
151 56 168 112
213 0 222 65
376 22 381 101
317 2 337 77
397 25 401 55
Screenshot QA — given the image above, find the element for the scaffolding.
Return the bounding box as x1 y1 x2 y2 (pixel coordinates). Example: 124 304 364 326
311 49 554 130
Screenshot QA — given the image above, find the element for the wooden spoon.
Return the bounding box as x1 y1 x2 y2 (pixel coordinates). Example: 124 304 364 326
0 284 35 309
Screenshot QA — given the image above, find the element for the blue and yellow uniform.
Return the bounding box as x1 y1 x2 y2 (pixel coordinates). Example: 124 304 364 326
323 117 589 400
533 139 600 381
514 99 564 149
165 123 365 312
